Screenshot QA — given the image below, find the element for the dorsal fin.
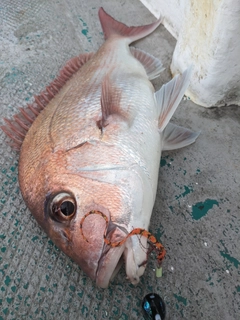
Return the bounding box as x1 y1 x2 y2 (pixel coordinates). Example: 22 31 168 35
98 7 162 44
1 52 94 150
130 47 164 80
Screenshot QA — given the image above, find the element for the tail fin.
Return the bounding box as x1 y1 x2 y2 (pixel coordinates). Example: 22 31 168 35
98 7 161 44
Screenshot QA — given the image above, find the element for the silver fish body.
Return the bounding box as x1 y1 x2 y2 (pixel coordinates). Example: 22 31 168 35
1 8 199 288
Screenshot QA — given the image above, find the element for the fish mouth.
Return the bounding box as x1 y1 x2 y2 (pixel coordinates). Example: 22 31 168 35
95 224 147 288
96 225 127 288
79 209 147 288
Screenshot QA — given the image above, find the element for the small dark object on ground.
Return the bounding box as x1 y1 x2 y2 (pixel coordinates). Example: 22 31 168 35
142 293 166 320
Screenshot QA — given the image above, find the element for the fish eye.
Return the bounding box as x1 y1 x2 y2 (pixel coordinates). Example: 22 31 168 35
50 192 76 222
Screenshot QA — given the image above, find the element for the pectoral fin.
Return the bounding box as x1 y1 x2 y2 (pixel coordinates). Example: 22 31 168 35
155 67 192 132
162 123 200 151
97 75 130 130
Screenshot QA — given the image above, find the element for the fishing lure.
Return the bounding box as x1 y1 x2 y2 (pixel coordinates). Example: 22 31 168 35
80 210 166 267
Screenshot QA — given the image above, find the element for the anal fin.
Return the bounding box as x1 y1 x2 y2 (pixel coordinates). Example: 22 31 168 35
130 47 164 80
162 123 200 151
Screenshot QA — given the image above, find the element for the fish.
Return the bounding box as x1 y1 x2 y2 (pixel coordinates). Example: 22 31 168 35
1 8 199 288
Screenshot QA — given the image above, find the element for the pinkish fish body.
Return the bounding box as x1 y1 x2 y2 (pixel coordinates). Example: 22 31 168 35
1 8 199 288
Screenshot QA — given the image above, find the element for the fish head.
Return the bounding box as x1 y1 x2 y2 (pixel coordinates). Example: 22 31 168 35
18 147 148 288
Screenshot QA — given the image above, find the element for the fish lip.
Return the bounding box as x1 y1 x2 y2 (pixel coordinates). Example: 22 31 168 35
95 224 128 288
96 245 125 288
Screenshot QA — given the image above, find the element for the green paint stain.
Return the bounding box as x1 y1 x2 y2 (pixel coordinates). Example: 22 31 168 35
220 251 240 269
236 285 240 292
3 308 8 315
31 236 39 242
160 156 173 167
24 296 30 307
81 305 88 315
14 219 19 227
6 297 13 303
81 276 87 286
160 158 167 167
191 199 219 220
77 290 84 298
69 285 75 292
48 239 54 246
11 286 16 293
155 225 164 239
1 247 6 253
79 16 92 43
82 29 88 36
173 294 187 306
23 282 29 289
4 275 11 286
62 307 69 313
175 185 193 200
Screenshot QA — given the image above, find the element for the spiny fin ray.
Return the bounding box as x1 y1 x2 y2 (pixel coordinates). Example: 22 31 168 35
1 52 94 150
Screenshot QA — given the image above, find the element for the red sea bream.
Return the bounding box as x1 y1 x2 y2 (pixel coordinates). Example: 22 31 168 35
1 8 199 288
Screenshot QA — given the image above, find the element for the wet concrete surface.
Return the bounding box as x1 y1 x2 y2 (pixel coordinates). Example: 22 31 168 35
0 0 239 319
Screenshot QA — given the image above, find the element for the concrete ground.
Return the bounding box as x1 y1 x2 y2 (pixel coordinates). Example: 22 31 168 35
0 0 239 319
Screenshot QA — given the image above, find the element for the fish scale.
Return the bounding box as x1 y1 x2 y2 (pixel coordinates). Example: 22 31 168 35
1 7 199 288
